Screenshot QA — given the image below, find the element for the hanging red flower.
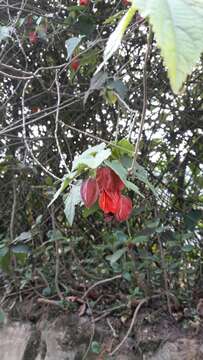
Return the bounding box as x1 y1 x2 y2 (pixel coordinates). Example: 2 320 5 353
80 178 99 208
98 190 120 214
80 167 133 222
96 167 124 193
115 195 133 222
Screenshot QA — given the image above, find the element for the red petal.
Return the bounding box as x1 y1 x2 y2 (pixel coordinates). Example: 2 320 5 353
98 190 120 214
80 178 99 208
96 167 124 193
29 31 37 44
115 195 133 222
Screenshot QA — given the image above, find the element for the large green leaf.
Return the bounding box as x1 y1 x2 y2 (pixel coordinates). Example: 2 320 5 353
64 181 82 226
72 143 111 170
133 0 203 93
65 36 84 60
96 6 136 73
48 172 76 207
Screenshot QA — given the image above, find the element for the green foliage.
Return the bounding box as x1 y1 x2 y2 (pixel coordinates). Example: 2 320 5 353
133 0 203 93
64 181 82 226
0 0 202 313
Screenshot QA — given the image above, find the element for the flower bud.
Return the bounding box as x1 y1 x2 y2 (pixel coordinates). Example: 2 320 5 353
115 195 133 222
80 178 99 208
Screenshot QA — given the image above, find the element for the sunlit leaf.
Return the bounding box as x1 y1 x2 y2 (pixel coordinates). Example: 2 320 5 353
48 172 76 207
133 0 203 93
64 181 82 226
72 143 111 170
106 247 127 266
95 6 136 73
0 26 13 42
65 36 85 60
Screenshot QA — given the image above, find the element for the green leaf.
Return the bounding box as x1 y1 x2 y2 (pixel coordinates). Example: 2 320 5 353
48 229 65 241
105 160 144 197
11 244 30 254
106 79 128 100
133 0 203 93
0 26 13 42
14 231 32 242
96 6 136 73
133 162 157 197
82 203 99 218
42 287 52 297
0 246 11 272
112 139 134 159
145 218 160 229
0 309 5 325
48 172 76 207
84 71 108 104
64 181 82 226
184 209 202 231
106 247 127 266
91 341 101 354
65 36 84 60
103 10 125 25
183 244 194 253
72 143 111 170
131 235 149 244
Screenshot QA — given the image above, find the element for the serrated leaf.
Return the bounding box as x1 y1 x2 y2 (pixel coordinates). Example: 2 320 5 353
65 36 84 60
106 247 127 266
72 143 111 171
84 71 108 103
64 181 82 226
48 172 76 207
133 0 203 93
95 6 136 74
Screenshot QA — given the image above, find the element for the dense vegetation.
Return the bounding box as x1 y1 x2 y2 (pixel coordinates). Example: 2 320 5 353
0 0 202 322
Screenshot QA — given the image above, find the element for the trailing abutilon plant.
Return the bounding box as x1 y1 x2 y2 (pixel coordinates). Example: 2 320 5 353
50 139 155 227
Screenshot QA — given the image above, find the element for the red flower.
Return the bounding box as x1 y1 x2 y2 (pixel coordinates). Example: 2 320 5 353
80 178 99 208
98 190 120 214
80 167 133 222
96 167 124 193
79 0 90 5
115 195 133 222
29 31 38 44
122 0 130 5
71 57 80 72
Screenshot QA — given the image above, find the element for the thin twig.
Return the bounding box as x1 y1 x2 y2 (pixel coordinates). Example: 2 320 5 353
22 71 60 180
10 180 17 242
157 234 172 315
109 298 147 356
51 206 64 301
82 274 122 300
130 27 153 172
54 70 70 173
